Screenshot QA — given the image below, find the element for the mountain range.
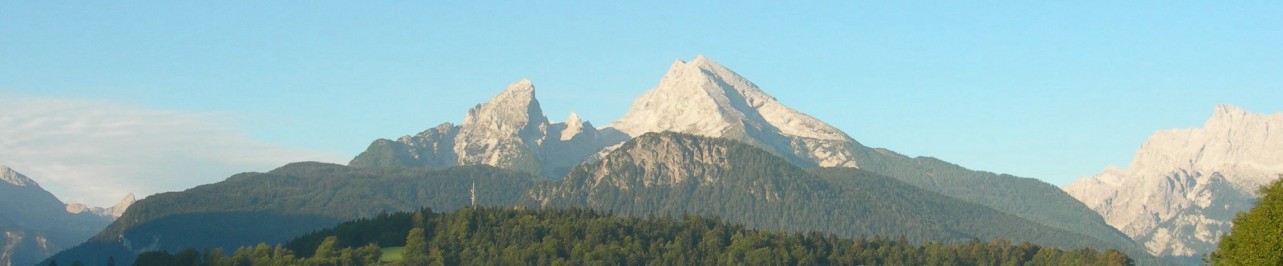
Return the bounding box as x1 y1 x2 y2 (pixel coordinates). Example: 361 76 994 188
1 166 132 266
44 56 1177 265
352 56 1145 257
1065 105 1283 264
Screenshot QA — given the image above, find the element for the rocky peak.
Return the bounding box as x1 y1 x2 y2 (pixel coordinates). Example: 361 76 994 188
459 79 548 137
1064 105 1283 260
561 112 585 141
1 165 37 187
110 193 136 218
63 193 135 218
607 55 858 168
452 79 553 174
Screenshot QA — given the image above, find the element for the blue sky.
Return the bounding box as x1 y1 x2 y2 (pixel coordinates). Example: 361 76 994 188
2 2 1280 206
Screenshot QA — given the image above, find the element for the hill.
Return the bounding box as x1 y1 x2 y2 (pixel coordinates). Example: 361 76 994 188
43 163 541 266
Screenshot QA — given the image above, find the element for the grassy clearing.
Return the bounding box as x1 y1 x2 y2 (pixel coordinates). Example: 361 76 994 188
379 247 405 262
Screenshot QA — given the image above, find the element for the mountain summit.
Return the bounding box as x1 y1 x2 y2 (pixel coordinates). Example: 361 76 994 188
349 80 627 177
1064 105 1283 262
608 55 860 168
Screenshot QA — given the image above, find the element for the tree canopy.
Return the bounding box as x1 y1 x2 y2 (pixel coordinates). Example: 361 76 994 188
1207 176 1283 265
133 207 1132 266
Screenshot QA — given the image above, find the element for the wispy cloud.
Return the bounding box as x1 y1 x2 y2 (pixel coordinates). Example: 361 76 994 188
0 96 347 207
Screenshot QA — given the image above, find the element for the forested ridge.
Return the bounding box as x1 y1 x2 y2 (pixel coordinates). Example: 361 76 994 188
45 163 541 266
132 207 1134 266
532 132 1135 253
48 133 1161 265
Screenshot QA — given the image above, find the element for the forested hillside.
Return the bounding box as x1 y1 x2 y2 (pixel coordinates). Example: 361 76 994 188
44 163 541 266
530 132 1140 253
131 207 1134 266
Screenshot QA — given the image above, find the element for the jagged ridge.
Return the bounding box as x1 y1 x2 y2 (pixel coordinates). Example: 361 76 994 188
1064 105 1283 263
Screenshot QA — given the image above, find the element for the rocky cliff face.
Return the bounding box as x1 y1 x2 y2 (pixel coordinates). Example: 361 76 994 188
1064 105 1283 261
66 193 136 218
607 55 862 168
347 57 1148 261
349 80 627 177
0 166 118 266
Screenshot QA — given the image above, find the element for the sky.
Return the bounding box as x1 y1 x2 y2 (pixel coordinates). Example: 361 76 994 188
2 2 1280 207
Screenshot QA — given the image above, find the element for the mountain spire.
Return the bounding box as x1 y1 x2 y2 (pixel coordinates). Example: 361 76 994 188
453 79 550 174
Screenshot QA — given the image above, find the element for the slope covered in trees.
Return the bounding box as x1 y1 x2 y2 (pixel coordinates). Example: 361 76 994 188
528 133 1146 255
132 207 1134 266
44 163 541 266
1207 176 1283 265
51 133 1162 265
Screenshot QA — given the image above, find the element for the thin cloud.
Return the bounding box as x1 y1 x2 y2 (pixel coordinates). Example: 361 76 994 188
0 97 347 207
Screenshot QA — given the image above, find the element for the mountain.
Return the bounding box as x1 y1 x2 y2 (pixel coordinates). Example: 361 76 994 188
524 132 1143 256
349 80 628 177
353 55 1148 261
54 55 1169 264
1064 105 1283 263
600 55 1148 260
0 166 117 266
42 163 541 266
609 55 858 168
66 193 136 218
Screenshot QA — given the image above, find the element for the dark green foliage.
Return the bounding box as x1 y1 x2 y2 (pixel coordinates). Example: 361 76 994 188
0 170 114 266
56 133 1164 265
535 132 1131 252
849 148 1146 257
98 162 539 241
49 163 540 266
1207 177 1283 265
134 207 1133 266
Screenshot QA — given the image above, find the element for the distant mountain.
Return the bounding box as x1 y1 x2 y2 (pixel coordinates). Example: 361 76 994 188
350 55 1149 261
53 55 1175 265
1064 105 1283 264
348 79 628 178
42 163 541 266
609 55 859 168
66 193 135 219
0 166 119 266
599 56 1147 260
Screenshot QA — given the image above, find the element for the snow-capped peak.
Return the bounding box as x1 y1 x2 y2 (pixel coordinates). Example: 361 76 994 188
1 165 38 187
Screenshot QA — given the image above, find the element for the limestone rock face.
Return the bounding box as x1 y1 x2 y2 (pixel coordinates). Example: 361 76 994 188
1064 105 1283 260
349 80 627 178
453 79 549 174
607 55 863 168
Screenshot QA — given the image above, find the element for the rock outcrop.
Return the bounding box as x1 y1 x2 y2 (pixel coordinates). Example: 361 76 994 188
608 55 860 168
349 80 627 177
1064 105 1283 262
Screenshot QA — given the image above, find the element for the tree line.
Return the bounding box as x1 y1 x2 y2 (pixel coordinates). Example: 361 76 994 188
131 207 1133 266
